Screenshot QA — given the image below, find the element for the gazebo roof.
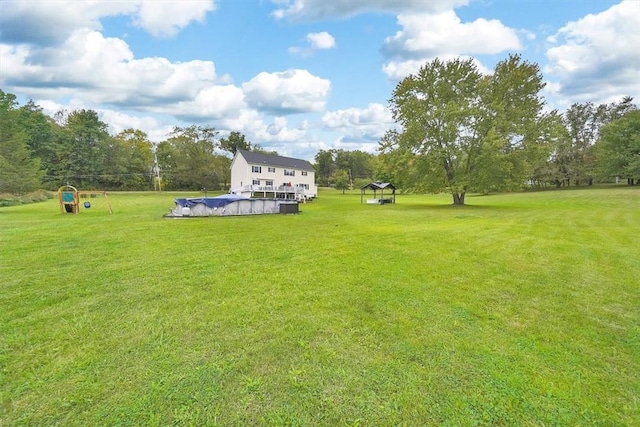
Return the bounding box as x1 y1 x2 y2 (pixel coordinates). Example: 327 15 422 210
361 181 396 190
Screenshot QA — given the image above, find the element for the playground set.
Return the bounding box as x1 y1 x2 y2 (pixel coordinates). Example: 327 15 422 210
57 185 112 214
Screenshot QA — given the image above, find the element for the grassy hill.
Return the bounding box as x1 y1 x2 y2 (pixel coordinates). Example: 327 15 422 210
1 187 638 425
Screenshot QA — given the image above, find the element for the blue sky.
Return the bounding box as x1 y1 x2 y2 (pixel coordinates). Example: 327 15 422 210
1 0 638 160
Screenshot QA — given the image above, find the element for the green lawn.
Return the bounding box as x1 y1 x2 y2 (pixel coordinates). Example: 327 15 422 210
1 188 639 426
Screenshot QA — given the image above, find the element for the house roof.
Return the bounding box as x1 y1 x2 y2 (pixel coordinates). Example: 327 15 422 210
361 181 396 190
237 149 315 171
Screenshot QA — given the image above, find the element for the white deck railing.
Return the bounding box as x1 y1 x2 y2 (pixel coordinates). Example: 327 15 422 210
241 185 305 194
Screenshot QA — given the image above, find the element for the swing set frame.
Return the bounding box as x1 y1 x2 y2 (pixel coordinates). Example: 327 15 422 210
57 185 113 214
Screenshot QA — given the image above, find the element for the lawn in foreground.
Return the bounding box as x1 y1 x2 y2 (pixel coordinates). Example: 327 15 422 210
1 188 639 425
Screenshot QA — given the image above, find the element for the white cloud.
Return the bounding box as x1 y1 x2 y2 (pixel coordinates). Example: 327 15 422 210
260 116 308 141
307 32 336 49
0 44 45 83
97 109 173 142
289 31 336 56
271 0 468 21
322 103 394 144
167 85 247 122
322 103 391 128
544 0 640 105
381 59 426 82
381 11 522 80
0 0 216 44
134 0 215 38
242 69 331 114
1 29 219 108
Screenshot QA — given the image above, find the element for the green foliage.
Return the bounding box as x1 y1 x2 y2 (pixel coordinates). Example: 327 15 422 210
16 100 57 185
0 190 53 207
220 131 252 155
1 188 639 425
157 125 230 191
596 110 640 183
352 177 372 190
0 89 234 193
545 97 637 187
382 55 553 204
314 149 376 186
0 90 44 193
332 169 350 193
107 129 155 190
52 109 113 189
249 143 278 156
314 149 336 185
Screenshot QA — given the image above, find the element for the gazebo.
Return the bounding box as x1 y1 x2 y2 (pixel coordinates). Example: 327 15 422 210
361 181 396 204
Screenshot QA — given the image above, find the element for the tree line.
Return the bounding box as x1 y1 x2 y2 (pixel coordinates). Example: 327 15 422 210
0 90 274 193
2 58 639 202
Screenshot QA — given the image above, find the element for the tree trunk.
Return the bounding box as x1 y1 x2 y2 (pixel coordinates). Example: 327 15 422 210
452 192 465 205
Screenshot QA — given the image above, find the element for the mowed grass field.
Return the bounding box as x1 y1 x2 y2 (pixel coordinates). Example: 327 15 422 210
1 187 639 426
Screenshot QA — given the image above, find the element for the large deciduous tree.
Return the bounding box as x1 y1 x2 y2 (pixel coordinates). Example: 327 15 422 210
381 55 556 205
55 109 112 189
596 110 640 185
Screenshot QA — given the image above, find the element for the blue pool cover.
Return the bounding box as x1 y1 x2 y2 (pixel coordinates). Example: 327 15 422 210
175 194 248 209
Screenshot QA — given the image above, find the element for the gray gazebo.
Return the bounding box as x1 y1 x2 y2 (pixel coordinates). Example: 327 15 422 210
360 181 396 204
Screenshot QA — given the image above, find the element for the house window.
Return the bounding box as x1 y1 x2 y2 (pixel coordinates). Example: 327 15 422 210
284 169 295 176
252 179 260 185
252 165 261 173
268 167 276 173
265 180 273 186
301 171 308 176
296 184 309 190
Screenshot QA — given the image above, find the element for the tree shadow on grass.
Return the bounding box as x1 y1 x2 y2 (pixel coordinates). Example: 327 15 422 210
397 202 517 212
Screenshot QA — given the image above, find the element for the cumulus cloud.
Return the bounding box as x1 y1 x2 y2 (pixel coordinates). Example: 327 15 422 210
381 11 522 80
271 0 468 21
288 31 336 55
166 85 247 124
133 0 215 38
242 69 331 114
384 11 522 58
261 117 308 141
1 29 220 108
322 103 391 128
97 109 174 142
307 32 336 49
322 103 395 144
0 0 215 45
544 0 640 105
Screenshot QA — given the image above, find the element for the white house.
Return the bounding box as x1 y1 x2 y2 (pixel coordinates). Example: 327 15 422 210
230 149 317 200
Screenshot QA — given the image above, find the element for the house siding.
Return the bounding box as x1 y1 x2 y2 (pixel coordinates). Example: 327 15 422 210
230 151 317 198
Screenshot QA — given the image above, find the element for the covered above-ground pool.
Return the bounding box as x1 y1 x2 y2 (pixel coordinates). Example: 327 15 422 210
165 194 298 217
